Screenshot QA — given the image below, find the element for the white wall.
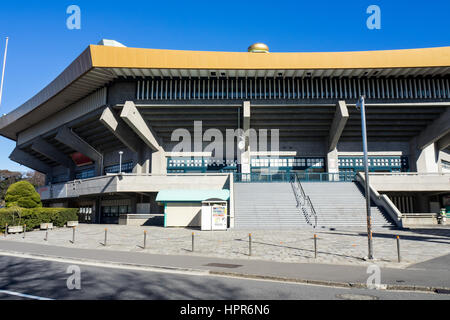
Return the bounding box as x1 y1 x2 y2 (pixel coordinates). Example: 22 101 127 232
165 202 201 227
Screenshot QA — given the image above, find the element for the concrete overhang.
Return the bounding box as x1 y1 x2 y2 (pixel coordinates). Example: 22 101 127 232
1 44 450 141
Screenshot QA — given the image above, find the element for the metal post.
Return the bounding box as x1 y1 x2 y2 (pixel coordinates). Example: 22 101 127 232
104 228 108 246
192 232 194 252
0 37 9 108
23 224 26 239
314 234 317 258
119 151 123 173
249 233 252 256
143 230 147 249
72 226 76 243
45 230 48 241
358 96 374 260
396 236 401 263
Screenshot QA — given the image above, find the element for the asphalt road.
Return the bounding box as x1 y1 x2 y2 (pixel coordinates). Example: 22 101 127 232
0 255 449 300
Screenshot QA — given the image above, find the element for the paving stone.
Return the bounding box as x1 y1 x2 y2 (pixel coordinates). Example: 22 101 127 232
1 224 449 268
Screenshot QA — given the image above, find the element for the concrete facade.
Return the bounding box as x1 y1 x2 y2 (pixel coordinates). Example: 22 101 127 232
1 43 450 227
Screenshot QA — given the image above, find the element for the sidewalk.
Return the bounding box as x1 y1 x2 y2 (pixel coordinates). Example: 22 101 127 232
0 239 449 293
2 224 450 268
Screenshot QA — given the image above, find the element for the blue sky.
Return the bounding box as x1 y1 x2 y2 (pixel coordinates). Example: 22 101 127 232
0 0 449 172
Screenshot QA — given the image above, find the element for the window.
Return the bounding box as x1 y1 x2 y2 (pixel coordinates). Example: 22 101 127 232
338 156 409 173
104 162 134 174
75 168 95 179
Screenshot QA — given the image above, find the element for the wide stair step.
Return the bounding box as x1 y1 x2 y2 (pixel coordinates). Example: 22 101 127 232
233 181 395 229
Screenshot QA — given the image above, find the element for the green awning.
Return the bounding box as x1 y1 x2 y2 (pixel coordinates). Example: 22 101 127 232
156 189 230 202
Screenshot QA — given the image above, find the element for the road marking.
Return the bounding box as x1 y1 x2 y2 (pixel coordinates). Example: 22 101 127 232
0 289 53 300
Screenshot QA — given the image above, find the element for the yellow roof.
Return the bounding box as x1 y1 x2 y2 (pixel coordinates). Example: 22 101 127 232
90 45 450 70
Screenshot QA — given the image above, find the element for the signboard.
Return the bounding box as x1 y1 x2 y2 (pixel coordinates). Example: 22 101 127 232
71 152 93 167
212 205 227 230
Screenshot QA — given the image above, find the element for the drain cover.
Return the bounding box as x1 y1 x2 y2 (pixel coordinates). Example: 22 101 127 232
204 263 243 269
336 294 379 300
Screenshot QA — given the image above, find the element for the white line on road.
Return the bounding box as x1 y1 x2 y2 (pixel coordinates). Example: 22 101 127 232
0 289 53 300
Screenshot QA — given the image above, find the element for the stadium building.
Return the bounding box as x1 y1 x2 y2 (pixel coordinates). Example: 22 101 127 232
0 40 449 228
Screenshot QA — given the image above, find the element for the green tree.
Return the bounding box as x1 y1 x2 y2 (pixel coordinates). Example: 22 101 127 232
5 181 42 208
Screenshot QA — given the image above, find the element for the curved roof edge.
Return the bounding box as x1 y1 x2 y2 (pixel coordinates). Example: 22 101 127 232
91 45 450 70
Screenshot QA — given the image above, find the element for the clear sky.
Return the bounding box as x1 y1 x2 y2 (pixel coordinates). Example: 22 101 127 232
0 0 449 172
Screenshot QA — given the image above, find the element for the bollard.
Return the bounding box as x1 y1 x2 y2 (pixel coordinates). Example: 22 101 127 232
23 225 26 239
192 232 195 252
143 230 147 249
104 228 108 246
396 235 401 263
72 226 76 244
314 234 317 259
45 230 48 241
249 233 252 256
4 224 7 237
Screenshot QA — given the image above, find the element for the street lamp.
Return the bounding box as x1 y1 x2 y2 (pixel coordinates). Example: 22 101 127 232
356 96 374 260
118 151 123 174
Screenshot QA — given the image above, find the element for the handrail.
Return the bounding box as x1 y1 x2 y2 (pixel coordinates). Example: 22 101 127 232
290 173 317 229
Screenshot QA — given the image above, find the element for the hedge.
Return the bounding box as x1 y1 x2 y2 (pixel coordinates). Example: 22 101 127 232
0 207 78 232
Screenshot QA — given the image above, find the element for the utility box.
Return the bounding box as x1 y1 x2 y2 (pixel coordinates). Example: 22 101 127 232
201 200 228 231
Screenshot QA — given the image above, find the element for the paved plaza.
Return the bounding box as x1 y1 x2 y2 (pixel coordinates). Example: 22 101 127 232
1 224 450 268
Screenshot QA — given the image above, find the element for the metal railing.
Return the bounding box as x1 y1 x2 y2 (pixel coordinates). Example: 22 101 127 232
234 172 356 183
290 174 318 229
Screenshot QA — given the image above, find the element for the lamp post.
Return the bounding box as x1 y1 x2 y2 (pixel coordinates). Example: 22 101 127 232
356 96 374 260
118 151 123 173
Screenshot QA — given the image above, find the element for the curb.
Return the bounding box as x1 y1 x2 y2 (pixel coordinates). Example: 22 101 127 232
209 271 450 294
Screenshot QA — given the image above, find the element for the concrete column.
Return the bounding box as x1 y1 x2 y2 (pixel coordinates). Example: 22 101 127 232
241 101 251 175
132 145 150 174
410 137 439 173
327 148 339 181
151 148 166 174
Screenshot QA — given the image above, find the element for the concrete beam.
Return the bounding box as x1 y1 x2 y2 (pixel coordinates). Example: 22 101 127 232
55 126 103 175
437 133 450 151
55 127 102 162
416 107 450 150
100 107 142 153
9 148 51 174
31 137 74 168
328 100 349 152
120 101 161 151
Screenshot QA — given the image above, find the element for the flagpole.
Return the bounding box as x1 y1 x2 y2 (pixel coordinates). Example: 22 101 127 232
0 36 9 107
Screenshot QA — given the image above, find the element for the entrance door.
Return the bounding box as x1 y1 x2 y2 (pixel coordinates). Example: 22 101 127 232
79 206 93 223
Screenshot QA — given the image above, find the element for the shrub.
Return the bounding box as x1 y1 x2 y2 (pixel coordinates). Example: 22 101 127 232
0 207 78 232
5 181 42 208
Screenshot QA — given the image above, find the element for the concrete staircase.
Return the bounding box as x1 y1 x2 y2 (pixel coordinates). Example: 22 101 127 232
233 182 394 229
234 183 310 229
302 182 393 228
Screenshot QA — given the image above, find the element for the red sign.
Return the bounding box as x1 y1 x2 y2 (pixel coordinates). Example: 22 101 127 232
71 152 93 166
